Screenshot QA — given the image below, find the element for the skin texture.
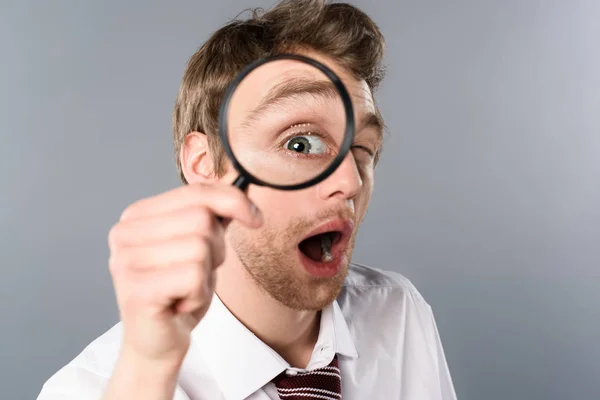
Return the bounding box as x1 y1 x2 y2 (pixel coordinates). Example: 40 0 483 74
102 49 382 399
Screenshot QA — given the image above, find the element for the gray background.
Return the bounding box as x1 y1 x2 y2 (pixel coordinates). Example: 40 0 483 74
1 0 599 399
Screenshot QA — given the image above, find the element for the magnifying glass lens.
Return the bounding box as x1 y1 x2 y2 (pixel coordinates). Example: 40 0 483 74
226 58 346 187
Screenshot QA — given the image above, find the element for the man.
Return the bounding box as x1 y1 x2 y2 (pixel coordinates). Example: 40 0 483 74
38 1 457 399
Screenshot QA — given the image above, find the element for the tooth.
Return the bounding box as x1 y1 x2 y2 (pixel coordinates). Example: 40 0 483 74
321 234 333 263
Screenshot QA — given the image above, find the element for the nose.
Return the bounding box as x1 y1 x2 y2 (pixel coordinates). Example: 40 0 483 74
316 152 363 201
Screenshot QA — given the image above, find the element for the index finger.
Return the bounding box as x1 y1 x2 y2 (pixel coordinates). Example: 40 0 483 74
119 182 263 228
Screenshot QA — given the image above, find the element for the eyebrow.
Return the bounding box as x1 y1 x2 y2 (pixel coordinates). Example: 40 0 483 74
243 76 340 125
359 110 385 149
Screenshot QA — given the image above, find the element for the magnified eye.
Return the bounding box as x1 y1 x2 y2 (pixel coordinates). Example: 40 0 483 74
284 134 328 155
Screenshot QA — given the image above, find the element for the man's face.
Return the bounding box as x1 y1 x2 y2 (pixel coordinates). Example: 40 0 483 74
220 51 382 310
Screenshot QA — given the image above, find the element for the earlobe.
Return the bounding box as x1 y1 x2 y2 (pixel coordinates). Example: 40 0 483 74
180 132 215 183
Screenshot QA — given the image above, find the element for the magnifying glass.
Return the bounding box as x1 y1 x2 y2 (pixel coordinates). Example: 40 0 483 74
218 53 355 193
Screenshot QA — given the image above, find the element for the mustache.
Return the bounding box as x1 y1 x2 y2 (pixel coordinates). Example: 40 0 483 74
285 206 356 234
314 206 355 223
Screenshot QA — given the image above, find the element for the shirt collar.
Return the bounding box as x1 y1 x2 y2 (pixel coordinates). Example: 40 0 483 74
191 292 358 400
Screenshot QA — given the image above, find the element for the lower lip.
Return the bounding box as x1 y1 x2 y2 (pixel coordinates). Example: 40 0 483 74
297 248 346 278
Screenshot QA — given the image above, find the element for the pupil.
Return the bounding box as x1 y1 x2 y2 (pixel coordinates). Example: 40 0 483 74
292 142 305 152
288 137 310 153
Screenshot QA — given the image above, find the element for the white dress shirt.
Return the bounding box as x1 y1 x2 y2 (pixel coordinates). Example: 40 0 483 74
37 263 457 399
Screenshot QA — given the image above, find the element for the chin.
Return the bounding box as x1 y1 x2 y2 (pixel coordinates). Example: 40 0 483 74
286 260 350 311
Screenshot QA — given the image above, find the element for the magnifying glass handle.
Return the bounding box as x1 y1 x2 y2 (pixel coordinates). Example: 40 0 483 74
216 174 252 224
231 174 251 191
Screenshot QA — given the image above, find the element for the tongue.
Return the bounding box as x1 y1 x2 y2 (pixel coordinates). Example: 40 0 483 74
299 234 324 262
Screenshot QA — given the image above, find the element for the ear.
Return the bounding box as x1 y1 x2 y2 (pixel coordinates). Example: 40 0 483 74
180 132 216 183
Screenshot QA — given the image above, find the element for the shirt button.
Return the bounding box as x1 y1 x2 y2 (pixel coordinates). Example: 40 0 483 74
286 369 298 376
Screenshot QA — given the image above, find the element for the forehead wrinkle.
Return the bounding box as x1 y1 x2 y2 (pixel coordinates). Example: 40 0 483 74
239 77 341 129
349 83 385 150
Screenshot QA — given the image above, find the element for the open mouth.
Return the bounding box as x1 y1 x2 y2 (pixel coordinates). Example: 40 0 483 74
298 231 343 263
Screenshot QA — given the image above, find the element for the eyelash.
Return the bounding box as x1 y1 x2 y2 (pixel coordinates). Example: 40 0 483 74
277 127 333 158
279 122 375 159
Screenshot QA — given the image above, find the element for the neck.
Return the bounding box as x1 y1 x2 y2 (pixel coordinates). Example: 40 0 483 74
215 261 321 369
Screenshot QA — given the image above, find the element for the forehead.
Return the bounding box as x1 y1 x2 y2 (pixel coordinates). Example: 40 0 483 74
231 52 378 126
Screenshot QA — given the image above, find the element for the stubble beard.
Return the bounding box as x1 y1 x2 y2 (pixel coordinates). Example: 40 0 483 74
228 213 356 311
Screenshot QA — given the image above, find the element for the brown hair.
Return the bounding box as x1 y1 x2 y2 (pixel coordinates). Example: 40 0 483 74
172 0 386 184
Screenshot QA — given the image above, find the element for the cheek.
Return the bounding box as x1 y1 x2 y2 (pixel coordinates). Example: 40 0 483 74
247 186 306 220
357 188 372 211
362 158 375 177
356 166 374 210
358 163 374 191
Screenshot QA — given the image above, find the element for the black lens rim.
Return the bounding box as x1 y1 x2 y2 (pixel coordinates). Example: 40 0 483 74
218 53 356 191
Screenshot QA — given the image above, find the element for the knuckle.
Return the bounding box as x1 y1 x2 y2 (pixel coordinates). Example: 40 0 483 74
108 251 120 273
213 238 226 266
189 207 212 234
186 264 206 292
205 269 216 291
107 224 122 249
108 250 132 274
190 182 209 198
223 192 246 213
213 250 225 268
119 203 136 221
119 196 148 221
190 236 210 260
123 288 144 314
108 258 119 276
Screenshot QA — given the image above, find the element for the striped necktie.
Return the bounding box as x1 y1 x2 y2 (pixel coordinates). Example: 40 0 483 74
272 354 342 399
